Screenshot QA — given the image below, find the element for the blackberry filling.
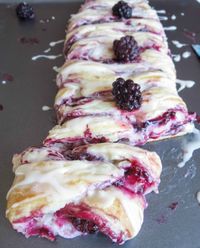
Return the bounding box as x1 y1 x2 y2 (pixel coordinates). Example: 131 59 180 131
114 165 153 194
150 111 176 125
30 227 55 241
61 145 153 194
70 218 98 234
64 150 99 161
16 2 35 20
112 78 142 111
113 35 140 62
44 136 108 148
112 1 132 19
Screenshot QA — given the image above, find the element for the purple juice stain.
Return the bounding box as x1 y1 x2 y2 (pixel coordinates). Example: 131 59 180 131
183 29 197 43
2 73 14 82
19 37 39 45
0 104 3 111
156 214 167 224
168 202 178 211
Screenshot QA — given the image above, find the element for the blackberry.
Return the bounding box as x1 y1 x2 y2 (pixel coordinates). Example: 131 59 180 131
16 2 35 20
113 35 140 62
112 1 132 19
112 78 142 111
71 218 98 234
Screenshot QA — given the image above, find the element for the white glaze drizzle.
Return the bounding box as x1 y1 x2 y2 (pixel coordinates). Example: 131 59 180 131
184 164 197 179
159 16 168 21
85 187 144 236
156 10 166 14
44 48 51 53
53 66 60 72
39 19 45 24
7 160 123 204
178 127 200 168
171 15 176 20
181 12 185 16
32 54 62 61
196 0 200 3
182 51 191 59
42 105 52 111
197 191 200 204
49 39 64 47
1 80 6 84
172 54 181 62
42 39 64 55
176 79 195 92
172 40 187 48
164 26 177 31
40 17 54 23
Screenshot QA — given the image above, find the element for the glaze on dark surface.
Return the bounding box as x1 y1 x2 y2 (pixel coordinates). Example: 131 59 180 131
0 1 200 248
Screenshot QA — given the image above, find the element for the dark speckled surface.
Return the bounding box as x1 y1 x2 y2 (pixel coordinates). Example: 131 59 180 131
0 1 200 248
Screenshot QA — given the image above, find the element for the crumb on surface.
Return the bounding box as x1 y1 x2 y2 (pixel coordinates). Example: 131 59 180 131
0 104 4 111
168 202 178 210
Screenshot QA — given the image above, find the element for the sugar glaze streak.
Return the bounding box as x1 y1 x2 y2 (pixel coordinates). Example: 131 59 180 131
49 39 65 47
178 127 200 168
172 40 187 49
176 79 195 92
42 106 52 111
164 26 177 31
32 54 62 61
172 54 181 62
197 191 200 204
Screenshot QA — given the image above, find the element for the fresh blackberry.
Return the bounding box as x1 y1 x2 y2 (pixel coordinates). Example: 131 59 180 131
16 2 35 20
112 1 132 19
112 78 142 111
113 35 140 62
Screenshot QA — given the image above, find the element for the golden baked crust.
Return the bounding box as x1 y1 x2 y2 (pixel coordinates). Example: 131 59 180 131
6 142 161 242
6 160 123 222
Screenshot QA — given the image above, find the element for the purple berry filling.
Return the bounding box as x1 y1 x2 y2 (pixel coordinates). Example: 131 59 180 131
56 203 125 243
45 108 196 148
114 162 154 194
70 218 98 234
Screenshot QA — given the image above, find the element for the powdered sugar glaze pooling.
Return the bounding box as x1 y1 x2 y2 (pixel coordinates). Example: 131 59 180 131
178 127 200 168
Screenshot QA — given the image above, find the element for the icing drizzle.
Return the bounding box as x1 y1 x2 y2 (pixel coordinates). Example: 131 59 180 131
178 127 200 168
176 79 195 92
32 54 62 61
